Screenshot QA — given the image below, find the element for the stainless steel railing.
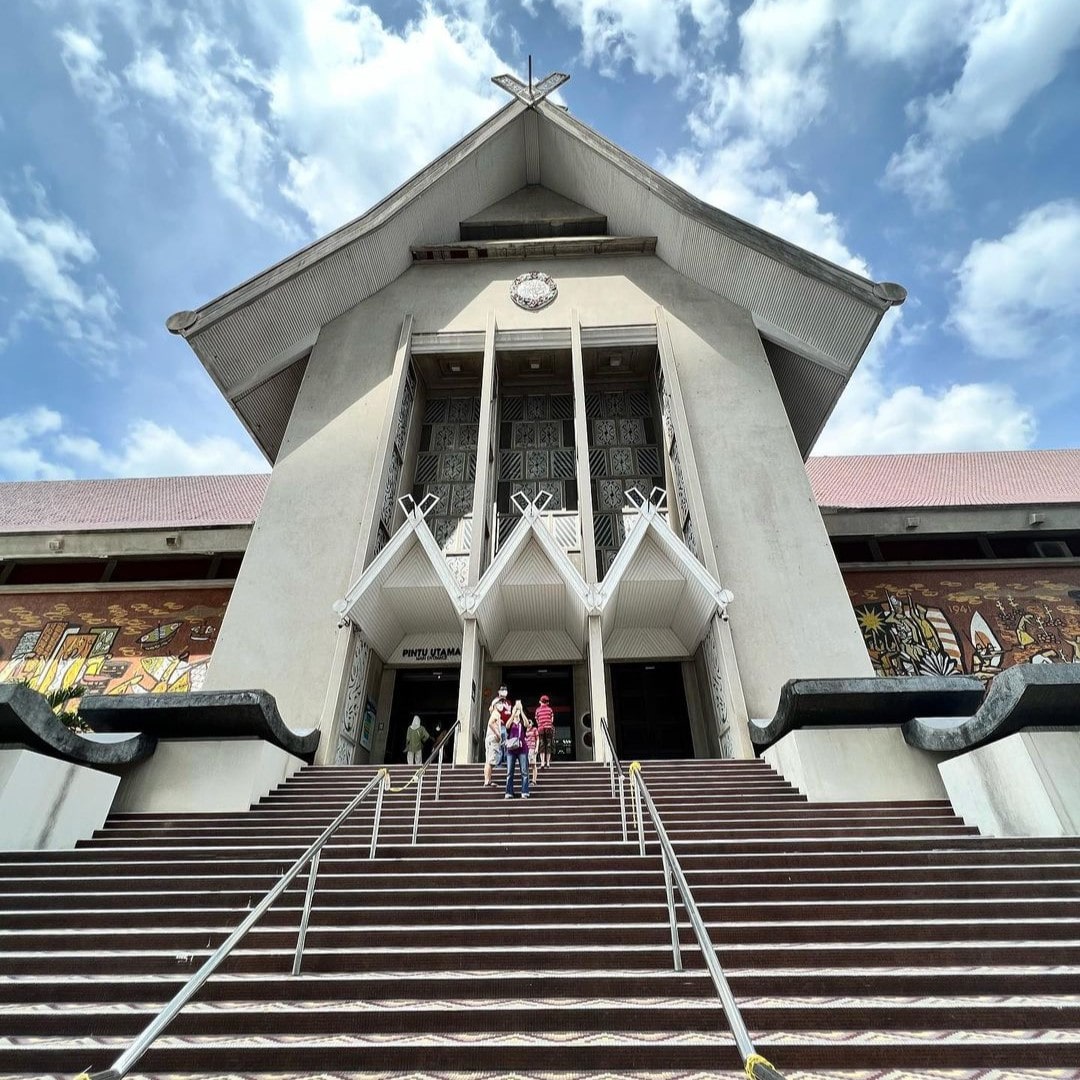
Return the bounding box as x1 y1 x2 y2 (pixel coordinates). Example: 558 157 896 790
597 719 785 1080
596 716 628 843
404 719 460 844
626 762 786 1080
75 765 393 1080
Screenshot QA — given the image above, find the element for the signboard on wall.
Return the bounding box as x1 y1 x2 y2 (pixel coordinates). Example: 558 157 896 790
359 698 377 751
390 633 463 666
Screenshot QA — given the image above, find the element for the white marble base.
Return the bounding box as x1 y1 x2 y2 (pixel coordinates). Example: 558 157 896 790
113 739 305 813
0 749 119 850
763 727 948 802
939 731 1080 837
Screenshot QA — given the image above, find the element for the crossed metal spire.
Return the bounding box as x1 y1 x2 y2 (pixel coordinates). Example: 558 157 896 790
492 55 569 106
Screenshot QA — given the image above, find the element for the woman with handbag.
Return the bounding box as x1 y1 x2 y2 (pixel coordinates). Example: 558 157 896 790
504 700 531 799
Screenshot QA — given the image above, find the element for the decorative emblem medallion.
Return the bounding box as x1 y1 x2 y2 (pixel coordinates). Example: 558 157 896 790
510 271 558 311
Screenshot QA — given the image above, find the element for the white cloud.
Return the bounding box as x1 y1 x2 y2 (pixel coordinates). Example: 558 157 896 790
659 137 869 275
56 25 123 115
125 48 181 102
951 200 1080 361
0 185 120 365
886 0 1080 206
815 311 1037 453
261 1 510 233
0 408 268 481
0 407 73 480
551 0 729 79
690 0 833 145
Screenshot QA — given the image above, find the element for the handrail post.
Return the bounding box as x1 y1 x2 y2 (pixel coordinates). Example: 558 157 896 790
451 720 458 768
661 844 682 971
368 770 387 860
291 849 321 976
617 769 627 844
631 764 645 856
435 740 444 801
411 768 424 845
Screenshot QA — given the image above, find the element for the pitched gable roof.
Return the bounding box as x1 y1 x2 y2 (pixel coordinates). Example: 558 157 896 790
169 99 904 462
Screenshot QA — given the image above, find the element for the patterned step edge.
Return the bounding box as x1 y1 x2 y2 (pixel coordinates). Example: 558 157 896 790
3 993 1080 1015
7 1028 1080 1048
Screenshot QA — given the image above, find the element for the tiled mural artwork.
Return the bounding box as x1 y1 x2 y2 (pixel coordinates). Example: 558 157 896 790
410 391 480 587
496 392 578 551
586 388 665 576
0 588 229 698
375 363 417 559
846 569 1080 679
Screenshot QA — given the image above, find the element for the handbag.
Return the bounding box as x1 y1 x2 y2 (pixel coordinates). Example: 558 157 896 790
505 736 522 752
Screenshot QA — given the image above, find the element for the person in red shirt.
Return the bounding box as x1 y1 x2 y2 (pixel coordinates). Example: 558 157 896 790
534 694 555 770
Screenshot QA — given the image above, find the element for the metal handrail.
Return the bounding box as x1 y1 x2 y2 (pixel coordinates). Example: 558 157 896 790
76 766 392 1080
596 716 628 843
626 761 786 1080
407 718 461 844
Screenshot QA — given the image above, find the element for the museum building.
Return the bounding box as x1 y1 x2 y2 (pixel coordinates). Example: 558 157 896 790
2 84 1080 771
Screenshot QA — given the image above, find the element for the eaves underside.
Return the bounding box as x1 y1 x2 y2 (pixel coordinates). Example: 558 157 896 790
177 100 900 463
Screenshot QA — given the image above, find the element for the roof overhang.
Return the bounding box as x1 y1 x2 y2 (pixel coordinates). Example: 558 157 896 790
337 503 465 660
170 98 904 462
598 497 733 660
467 495 594 663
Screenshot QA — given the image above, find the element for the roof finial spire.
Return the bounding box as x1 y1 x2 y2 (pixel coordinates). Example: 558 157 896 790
492 63 568 107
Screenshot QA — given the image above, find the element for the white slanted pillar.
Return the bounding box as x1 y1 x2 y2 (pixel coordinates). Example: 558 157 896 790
570 311 607 760
655 310 752 758
455 313 498 763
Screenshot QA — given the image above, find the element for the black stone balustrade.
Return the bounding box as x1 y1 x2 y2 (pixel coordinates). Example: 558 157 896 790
748 676 986 752
0 683 155 768
79 689 320 764
903 663 1080 753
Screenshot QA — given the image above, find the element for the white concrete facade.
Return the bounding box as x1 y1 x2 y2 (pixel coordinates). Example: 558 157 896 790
0 749 119 849
112 739 304 813
939 732 1080 837
207 255 874 763
763 728 948 803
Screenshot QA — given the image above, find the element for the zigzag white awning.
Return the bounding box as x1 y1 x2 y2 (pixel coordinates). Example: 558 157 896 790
468 494 595 663
598 492 733 660
336 498 465 660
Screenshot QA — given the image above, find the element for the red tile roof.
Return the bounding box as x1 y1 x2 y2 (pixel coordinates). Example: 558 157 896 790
1 451 1077 534
0 474 269 534
807 450 1080 509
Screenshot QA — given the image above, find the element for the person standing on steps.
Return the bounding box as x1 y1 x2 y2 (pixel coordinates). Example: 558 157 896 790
524 711 539 787
534 694 555 770
483 705 503 788
404 715 430 766
504 701 530 799
492 684 513 769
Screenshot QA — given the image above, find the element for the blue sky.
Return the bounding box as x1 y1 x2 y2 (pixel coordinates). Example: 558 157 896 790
1 0 1078 480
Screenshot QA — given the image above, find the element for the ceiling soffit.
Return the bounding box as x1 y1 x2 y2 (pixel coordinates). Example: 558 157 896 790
338 509 465 660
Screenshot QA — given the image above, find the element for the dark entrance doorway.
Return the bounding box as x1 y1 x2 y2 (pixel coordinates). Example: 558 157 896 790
500 665 575 760
610 662 693 760
386 669 460 765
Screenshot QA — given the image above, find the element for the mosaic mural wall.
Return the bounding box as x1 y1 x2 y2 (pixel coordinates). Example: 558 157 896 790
0 588 230 697
586 387 665 576
844 568 1080 680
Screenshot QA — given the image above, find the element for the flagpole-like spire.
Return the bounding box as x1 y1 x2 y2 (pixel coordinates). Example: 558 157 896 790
492 64 568 107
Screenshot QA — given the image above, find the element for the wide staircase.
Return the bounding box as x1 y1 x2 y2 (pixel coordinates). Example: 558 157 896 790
1 758 1079 1078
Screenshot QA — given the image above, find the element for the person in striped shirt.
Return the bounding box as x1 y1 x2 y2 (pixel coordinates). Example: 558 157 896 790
534 694 555 769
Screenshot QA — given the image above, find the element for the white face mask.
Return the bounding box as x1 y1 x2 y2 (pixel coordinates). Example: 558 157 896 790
410 717 421 728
